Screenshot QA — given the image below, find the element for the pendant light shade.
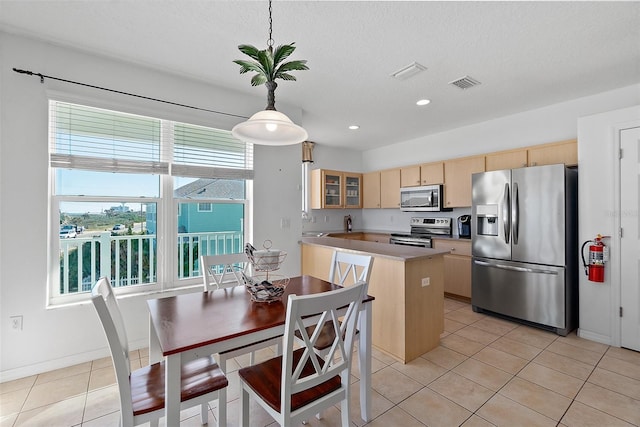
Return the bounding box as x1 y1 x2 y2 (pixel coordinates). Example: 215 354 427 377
232 109 308 146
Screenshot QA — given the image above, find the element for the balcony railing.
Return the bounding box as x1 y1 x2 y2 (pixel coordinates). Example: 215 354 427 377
59 230 243 294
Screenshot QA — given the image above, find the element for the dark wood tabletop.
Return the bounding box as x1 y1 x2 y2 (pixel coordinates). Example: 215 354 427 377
147 275 374 357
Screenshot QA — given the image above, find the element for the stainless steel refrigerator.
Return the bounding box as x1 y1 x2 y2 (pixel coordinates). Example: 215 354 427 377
471 164 578 336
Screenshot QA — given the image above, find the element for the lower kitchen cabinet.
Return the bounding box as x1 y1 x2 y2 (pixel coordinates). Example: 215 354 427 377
433 238 472 300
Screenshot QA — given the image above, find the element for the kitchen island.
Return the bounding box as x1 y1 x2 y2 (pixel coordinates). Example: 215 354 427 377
301 236 448 363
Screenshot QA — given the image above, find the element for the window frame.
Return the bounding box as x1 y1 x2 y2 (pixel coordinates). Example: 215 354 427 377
47 96 253 306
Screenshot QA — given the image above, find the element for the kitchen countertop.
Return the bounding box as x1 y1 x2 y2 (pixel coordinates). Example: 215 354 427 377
302 230 472 242
301 236 449 262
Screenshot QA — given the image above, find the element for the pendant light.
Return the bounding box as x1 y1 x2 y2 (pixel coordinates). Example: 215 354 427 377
232 0 309 146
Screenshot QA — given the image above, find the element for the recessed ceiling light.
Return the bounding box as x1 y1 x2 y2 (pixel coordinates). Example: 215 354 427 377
348 125 360 130
416 99 431 106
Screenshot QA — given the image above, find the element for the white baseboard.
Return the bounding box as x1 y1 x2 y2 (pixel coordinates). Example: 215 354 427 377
0 338 148 383
577 328 612 346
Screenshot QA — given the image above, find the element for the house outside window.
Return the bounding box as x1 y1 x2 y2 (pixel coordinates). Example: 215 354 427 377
197 203 213 212
49 100 253 304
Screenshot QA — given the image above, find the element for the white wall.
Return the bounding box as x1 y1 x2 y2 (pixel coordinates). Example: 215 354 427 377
363 85 640 171
0 33 317 381
577 105 640 345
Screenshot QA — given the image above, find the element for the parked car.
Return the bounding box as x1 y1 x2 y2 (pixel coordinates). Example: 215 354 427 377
59 225 77 239
112 224 125 231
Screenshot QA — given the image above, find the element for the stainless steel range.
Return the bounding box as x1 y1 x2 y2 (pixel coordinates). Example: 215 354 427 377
390 217 452 248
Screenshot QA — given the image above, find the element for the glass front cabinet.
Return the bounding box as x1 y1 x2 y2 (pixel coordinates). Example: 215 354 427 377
311 169 362 209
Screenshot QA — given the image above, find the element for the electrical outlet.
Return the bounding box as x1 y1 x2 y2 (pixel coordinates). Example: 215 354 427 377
421 277 430 287
10 315 23 331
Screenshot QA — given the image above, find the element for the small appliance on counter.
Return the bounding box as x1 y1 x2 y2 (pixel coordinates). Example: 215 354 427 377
457 215 471 238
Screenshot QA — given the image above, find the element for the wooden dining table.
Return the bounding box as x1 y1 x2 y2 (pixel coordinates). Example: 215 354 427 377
147 275 375 426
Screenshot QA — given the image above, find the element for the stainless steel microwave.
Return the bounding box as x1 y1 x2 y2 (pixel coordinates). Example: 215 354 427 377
400 184 444 211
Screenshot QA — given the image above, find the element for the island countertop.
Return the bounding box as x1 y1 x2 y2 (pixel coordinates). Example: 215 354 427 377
300 236 449 261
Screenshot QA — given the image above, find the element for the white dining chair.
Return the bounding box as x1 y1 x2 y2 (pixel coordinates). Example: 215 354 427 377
200 253 281 425
238 280 367 427
201 253 250 292
295 251 373 357
91 277 228 427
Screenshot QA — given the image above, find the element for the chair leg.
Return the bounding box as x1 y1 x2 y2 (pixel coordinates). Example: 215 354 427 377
218 355 228 427
201 403 208 424
248 351 255 365
340 399 350 427
240 387 250 427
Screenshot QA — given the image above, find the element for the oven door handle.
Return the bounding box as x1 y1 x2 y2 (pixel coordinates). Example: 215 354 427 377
390 239 431 247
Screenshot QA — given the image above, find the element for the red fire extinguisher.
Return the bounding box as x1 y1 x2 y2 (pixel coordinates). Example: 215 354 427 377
581 235 609 282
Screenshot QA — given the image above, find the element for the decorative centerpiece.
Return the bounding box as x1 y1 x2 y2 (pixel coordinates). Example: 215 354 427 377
242 241 289 303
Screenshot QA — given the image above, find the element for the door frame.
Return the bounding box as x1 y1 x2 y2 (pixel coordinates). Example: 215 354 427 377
612 119 640 347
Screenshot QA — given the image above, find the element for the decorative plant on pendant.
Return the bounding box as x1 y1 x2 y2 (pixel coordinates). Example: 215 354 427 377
230 0 309 146
233 43 309 111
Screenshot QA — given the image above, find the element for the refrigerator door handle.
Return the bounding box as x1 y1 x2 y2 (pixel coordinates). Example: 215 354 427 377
512 182 519 245
474 259 558 275
503 183 511 244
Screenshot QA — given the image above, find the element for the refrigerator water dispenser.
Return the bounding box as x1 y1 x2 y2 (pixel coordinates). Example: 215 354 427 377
476 204 499 236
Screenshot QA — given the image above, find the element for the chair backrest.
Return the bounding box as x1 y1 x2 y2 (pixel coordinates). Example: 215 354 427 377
201 253 250 291
91 277 135 423
280 281 367 416
328 251 373 287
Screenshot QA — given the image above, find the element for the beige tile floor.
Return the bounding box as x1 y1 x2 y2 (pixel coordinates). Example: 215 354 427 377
2 298 640 426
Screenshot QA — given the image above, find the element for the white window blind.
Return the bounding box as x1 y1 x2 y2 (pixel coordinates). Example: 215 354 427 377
49 100 253 180
172 122 254 180
49 101 168 174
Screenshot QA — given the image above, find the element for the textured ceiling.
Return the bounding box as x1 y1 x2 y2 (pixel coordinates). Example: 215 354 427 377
1 1 639 151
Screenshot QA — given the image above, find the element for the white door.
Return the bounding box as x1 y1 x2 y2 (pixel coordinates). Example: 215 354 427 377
620 126 640 350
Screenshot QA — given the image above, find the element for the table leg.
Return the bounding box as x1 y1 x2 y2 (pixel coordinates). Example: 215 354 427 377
358 303 372 422
165 353 181 426
148 316 161 364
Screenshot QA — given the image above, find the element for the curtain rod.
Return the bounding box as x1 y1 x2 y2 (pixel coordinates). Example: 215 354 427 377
12 67 249 120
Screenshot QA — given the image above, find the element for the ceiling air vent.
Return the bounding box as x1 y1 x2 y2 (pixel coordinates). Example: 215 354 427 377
390 62 427 80
449 75 481 90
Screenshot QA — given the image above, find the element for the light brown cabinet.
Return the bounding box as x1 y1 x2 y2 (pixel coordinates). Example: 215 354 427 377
420 162 444 185
400 162 444 187
485 149 528 171
380 168 401 208
433 239 471 300
311 169 362 209
443 156 485 208
527 139 577 167
363 171 381 208
486 139 577 171
400 166 421 187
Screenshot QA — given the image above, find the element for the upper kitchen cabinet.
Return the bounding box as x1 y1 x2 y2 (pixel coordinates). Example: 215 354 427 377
443 155 485 208
400 166 420 187
527 139 577 167
400 162 444 187
380 168 401 208
485 148 528 171
344 173 363 208
363 171 381 208
310 169 362 209
420 162 444 185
